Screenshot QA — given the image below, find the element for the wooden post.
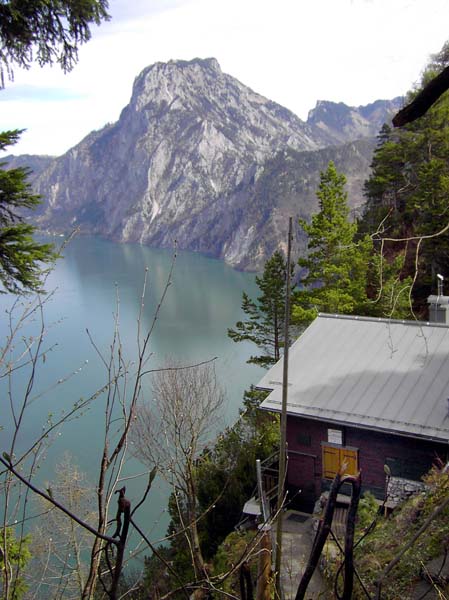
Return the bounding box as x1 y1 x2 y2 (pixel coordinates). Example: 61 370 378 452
274 216 293 597
295 467 344 600
256 526 272 600
342 474 362 600
240 561 253 600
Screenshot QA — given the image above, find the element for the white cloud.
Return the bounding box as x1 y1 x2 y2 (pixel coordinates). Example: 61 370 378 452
1 0 448 155
1 97 110 156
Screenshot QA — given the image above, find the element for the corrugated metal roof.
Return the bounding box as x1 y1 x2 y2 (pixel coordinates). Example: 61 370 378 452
258 314 449 443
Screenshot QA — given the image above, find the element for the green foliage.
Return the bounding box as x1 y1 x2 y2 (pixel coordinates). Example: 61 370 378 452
294 161 372 324
360 41 449 314
212 530 258 595
164 492 196 585
293 160 413 323
0 528 31 599
356 492 380 531
152 387 279 592
228 250 295 367
196 387 278 559
0 130 58 293
0 0 108 290
0 0 110 85
137 549 176 599
323 466 449 599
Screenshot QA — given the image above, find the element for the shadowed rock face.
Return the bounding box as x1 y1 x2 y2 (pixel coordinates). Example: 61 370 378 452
13 58 397 270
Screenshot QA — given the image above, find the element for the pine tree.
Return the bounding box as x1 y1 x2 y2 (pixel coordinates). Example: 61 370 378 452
0 130 57 293
361 42 449 314
0 0 110 85
0 0 110 292
293 161 371 324
228 250 294 368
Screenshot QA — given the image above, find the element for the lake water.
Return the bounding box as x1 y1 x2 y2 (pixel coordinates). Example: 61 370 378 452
0 235 264 562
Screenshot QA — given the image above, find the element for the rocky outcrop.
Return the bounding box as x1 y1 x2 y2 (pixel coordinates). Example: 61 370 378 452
12 58 396 270
177 138 376 271
306 97 402 145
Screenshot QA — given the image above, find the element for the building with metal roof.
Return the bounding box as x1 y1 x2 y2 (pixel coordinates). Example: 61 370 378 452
257 309 449 510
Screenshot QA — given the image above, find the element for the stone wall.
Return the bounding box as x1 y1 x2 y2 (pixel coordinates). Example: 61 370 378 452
387 476 426 505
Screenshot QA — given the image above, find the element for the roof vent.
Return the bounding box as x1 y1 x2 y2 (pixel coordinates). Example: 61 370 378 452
428 274 449 324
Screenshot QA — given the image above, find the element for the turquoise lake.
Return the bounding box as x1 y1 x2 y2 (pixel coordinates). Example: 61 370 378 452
0 235 264 564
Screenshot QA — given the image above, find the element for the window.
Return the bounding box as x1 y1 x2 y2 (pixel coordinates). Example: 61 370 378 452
322 444 358 479
385 456 432 481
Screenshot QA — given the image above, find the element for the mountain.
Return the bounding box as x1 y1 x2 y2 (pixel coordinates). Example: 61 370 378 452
13 58 397 270
306 97 403 145
2 154 55 177
222 138 376 270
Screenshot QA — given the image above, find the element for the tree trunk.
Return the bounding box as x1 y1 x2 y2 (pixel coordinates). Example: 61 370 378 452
187 475 207 582
109 493 131 600
82 450 108 599
295 468 343 600
342 474 361 599
240 561 253 600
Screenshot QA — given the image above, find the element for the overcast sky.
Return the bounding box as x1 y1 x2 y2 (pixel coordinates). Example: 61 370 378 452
1 0 448 157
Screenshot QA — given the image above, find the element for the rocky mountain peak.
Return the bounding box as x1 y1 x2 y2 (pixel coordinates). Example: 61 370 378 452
123 56 320 160
130 57 223 111
306 97 403 144
25 57 396 270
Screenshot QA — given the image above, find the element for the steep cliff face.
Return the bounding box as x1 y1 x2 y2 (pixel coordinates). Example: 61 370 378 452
34 59 319 240
25 58 393 270
174 138 376 270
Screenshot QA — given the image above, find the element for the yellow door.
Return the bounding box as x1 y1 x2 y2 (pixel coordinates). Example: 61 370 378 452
341 448 358 476
322 445 358 478
322 445 340 478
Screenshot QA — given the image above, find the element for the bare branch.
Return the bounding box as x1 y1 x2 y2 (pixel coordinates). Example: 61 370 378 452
0 455 118 545
130 517 190 599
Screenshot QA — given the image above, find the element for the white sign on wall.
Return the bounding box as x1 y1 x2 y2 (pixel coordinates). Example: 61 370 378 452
328 428 343 445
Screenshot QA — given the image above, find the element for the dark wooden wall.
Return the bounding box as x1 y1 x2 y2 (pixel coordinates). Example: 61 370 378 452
286 416 448 511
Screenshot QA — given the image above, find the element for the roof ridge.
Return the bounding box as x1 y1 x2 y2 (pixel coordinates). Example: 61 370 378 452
317 312 449 329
